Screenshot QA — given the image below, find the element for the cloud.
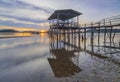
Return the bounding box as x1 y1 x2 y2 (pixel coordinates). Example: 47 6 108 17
0 15 46 23
0 0 120 29
0 16 39 25
0 6 50 20
0 0 54 29
0 0 54 14
9 0 120 21
0 16 50 30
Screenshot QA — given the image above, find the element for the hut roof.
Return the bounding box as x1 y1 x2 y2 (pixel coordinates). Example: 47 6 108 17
48 9 82 21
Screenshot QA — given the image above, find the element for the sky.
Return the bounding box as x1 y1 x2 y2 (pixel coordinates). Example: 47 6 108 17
0 0 120 30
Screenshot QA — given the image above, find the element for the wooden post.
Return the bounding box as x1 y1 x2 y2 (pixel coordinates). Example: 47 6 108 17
109 20 112 48
78 28 81 48
84 28 86 50
119 41 120 48
57 13 59 34
63 29 65 48
73 29 75 46
51 20 53 33
103 19 106 43
72 29 73 44
67 29 70 43
57 33 58 49
109 20 113 56
74 29 76 46
77 16 79 27
91 22 94 51
98 22 100 53
98 22 100 45
49 20 51 29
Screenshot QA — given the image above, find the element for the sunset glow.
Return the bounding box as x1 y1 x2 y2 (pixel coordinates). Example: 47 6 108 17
0 26 37 31
40 30 48 33
0 0 120 30
0 0 120 82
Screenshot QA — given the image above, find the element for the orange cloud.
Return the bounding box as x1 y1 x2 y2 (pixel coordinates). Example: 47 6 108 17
0 26 37 31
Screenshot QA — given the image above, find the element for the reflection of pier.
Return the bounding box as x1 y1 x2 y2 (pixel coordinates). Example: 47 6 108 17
49 33 120 68
48 48 81 78
48 34 120 82
48 35 82 77
48 34 82 78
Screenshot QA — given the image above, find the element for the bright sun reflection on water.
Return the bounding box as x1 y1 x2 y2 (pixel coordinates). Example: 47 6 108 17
39 32 47 37
40 30 48 33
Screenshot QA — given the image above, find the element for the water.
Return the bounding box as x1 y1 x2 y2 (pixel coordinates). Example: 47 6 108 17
0 33 120 82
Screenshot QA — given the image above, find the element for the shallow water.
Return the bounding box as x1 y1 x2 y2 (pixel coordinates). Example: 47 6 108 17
0 33 120 82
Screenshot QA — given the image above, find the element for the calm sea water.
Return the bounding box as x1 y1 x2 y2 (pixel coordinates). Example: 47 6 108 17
0 33 120 82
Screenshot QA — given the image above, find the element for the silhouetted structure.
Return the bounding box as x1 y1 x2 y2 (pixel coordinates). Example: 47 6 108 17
48 9 120 50
48 10 120 77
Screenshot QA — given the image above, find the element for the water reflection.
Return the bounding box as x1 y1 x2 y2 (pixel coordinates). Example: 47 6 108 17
0 33 33 38
48 48 81 78
0 33 120 82
48 34 82 78
48 33 120 81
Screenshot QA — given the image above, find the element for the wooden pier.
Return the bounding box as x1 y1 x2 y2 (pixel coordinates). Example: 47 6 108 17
48 9 120 66
48 9 120 47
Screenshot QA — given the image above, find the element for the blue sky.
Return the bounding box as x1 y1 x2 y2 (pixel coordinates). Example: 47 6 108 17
0 0 120 30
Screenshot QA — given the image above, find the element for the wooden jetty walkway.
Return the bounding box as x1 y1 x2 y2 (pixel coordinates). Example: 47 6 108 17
48 9 120 48
48 9 120 66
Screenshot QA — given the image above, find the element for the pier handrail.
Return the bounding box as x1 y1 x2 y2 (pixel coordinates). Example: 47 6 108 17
79 15 120 28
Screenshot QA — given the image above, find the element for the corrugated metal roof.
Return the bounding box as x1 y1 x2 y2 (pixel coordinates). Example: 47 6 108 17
48 9 82 21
